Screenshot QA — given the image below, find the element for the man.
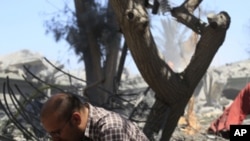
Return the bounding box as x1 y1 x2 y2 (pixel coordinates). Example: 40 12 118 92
40 93 149 141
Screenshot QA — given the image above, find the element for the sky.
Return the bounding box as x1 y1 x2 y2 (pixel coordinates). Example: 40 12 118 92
1 0 250 74
0 0 80 70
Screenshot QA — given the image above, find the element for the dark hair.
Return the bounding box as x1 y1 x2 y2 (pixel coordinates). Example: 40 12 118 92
59 93 85 121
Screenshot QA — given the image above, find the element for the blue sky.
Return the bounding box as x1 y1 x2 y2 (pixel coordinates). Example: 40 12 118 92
0 0 79 70
204 0 250 66
0 0 250 73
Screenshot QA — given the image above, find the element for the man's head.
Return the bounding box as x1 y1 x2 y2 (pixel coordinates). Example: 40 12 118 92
40 93 89 141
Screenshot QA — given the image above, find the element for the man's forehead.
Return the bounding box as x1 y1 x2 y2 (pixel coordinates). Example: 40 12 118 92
41 115 63 132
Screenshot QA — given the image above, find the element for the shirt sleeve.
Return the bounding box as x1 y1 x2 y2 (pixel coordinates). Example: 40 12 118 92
99 127 129 141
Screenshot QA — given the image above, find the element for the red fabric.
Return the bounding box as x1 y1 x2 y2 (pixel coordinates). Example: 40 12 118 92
209 83 250 132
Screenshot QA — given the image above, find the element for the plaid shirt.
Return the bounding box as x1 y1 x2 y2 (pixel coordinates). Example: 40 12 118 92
84 103 149 141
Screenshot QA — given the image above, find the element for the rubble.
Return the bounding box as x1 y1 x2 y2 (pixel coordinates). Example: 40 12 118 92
1 50 250 140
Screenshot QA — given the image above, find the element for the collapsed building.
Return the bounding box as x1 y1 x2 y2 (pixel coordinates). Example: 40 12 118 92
0 49 86 104
0 49 250 140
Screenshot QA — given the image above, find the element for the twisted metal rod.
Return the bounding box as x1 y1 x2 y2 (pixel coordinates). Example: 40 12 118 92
14 83 44 113
0 57 152 140
10 84 44 135
2 79 38 140
23 65 65 93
